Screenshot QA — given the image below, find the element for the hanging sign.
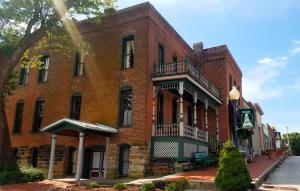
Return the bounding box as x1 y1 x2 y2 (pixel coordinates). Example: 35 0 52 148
239 109 255 129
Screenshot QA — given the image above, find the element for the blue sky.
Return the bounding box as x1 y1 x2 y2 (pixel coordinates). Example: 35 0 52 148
118 0 300 134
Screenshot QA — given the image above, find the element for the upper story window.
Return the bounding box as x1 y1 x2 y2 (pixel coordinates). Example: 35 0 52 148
172 98 177 124
188 106 193 126
122 35 134 69
74 51 85 77
32 98 45 132
158 44 165 66
13 100 24 133
19 67 29 86
70 93 82 120
119 87 133 126
38 55 49 83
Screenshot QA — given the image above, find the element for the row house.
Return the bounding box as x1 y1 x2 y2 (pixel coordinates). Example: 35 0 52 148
6 2 242 180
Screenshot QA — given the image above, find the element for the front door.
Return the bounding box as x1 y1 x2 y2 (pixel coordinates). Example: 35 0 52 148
90 151 104 179
66 147 76 176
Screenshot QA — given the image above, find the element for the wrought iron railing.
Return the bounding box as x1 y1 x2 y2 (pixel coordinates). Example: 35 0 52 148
153 61 220 98
208 136 223 151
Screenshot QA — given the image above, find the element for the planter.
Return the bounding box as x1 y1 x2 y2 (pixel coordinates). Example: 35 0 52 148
267 149 277 160
277 149 286 157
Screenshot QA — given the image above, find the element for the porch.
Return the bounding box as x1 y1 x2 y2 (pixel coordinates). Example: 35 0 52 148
42 118 117 181
151 61 222 162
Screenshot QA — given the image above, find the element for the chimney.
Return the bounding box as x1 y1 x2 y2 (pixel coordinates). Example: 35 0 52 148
193 42 204 72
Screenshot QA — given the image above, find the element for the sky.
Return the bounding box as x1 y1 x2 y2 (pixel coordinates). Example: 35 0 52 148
118 0 300 134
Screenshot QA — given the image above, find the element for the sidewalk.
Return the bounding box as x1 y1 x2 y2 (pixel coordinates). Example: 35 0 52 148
163 155 280 182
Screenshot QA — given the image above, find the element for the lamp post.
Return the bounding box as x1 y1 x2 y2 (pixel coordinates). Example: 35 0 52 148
286 126 291 156
229 86 240 147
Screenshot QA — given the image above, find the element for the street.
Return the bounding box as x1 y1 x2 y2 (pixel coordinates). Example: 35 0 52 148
260 156 300 190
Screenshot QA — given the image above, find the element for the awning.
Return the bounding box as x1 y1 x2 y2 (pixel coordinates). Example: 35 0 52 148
42 118 117 136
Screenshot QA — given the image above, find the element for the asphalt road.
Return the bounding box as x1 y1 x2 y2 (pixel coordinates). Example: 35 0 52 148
263 156 300 189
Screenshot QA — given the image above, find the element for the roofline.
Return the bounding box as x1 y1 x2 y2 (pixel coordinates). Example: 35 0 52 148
204 45 243 76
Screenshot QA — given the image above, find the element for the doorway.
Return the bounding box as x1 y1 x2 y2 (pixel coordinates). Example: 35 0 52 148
66 146 76 176
82 146 105 179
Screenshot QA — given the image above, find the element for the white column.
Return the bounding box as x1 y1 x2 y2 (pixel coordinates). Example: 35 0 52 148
216 108 219 141
204 100 209 142
179 82 184 136
48 134 56 180
152 86 157 136
75 132 84 182
103 137 110 179
193 92 198 139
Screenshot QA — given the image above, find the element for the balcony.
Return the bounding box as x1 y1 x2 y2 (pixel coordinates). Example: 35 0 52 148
153 123 207 142
153 61 220 98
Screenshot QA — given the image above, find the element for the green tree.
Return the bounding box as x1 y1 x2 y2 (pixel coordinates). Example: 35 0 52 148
0 0 114 169
283 132 300 156
215 140 251 191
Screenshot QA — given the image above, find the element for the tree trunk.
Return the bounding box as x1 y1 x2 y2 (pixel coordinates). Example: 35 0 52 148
0 85 15 169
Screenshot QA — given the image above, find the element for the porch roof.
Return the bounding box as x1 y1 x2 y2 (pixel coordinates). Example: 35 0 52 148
42 118 117 136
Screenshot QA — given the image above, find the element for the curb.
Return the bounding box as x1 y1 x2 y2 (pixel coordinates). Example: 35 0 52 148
251 156 286 189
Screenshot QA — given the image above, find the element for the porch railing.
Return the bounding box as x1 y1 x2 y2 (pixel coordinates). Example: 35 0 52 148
208 136 223 152
153 61 220 98
153 123 206 142
154 123 179 136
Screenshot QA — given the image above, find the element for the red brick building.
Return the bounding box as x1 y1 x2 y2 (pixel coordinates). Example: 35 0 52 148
5 2 242 180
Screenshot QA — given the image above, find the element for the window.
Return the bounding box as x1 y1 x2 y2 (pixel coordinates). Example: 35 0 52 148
38 55 49 82
19 67 29 86
31 147 38 168
118 144 130 177
158 44 165 66
74 51 85 77
32 98 45 132
172 98 177 124
13 100 24 133
122 35 134 69
70 93 82 120
119 88 133 126
188 106 193 126
172 55 178 73
157 93 164 125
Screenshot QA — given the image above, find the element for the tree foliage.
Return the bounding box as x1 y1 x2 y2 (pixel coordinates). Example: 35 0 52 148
283 132 300 156
215 140 251 191
0 0 114 169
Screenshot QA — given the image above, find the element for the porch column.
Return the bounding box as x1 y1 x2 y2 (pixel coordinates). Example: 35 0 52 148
48 134 56 180
152 86 157 136
75 132 84 182
103 137 110 179
216 108 220 141
204 100 209 142
193 92 198 139
179 82 184 136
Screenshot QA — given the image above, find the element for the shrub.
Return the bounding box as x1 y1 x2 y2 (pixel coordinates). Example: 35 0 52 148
140 182 155 191
215 140 251 191
86 181 100 189
0 166 44 185
114 183 128 190
164 180 188 191
154 181 166 189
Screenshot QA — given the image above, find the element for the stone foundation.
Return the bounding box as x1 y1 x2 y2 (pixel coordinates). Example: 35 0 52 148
128 144 150 178
106 144 119 179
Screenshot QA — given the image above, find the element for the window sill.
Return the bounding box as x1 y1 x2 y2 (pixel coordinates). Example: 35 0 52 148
31 131 41 134
37 81 48 84
120 67 134 71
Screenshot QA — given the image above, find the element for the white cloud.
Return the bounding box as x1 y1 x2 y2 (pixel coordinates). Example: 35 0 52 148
290 40 300 56
243 56 287 102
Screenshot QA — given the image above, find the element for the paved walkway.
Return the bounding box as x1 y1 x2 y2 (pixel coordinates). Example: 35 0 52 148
164 155 279 182
263 156 300 189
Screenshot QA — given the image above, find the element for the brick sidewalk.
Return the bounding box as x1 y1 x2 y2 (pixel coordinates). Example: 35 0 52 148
166 155 279 181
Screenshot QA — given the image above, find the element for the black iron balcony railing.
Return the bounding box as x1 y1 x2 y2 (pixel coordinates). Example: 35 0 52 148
153 61 220 98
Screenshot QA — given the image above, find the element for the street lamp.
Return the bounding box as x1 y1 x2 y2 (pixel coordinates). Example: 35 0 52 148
229 86 240 147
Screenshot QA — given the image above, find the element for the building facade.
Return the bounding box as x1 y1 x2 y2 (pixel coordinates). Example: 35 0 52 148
6 2 243 179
